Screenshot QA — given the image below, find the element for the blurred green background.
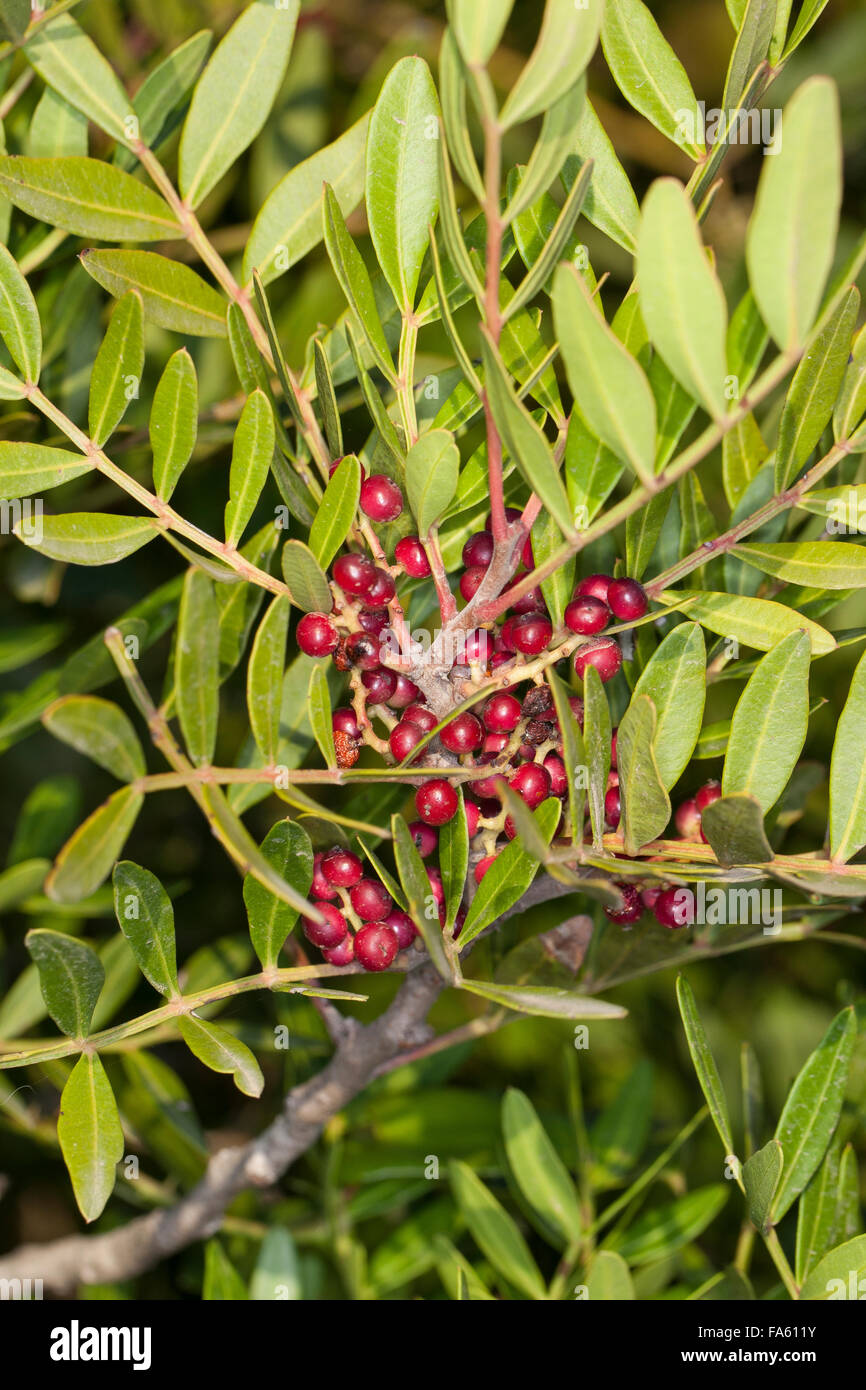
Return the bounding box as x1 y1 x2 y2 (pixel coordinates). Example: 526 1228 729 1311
0 0 865 1298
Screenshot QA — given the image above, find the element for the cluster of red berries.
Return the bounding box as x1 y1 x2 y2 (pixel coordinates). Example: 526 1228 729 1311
304 845 419 972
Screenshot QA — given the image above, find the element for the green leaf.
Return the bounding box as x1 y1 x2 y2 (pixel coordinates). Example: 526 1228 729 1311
800 1234 866 1301
0 441 92 499
0 0 30 38
481 331 576 540
589 1059 653 1188
447 0 513 64
743 1140 783 1232
313 339 344 459
224 389 274 548
150 348 198 500
202 1239 248 1299
562 99 639 255
178 1015 264 1098
662 590 836 656
45 786 143 904
503 77 586 224
0 243 40 382
830 647 866 863
29 86 88 159
308 663 336 769
502 1088 582 1244
723 0 776 110
0 155 180 242
243 819 313 970
676 975 735 1157
244 112 369 286
112 860 178 997
405 428 459 537
834 324 866 444
250 1227 301 1301
438 30 485 205
501 0 600 128
115 29 212 171
25 14 134 144
775 288 859 491
179 0 299 209
771 1007 856 1222
583 663 610 850
176 569 219 766
586 1251 635 1300
746 76 842 348
637 179 728 420
439 789 468 936
504 161 592 320
722 412 767 509
532 511 574 632
322 184 394 380
796 1143 842 1283
466 980 627 1022
632 624 706 790
625 485 671 578
601 0 705 158
58 1053 124 1222
88 291 144 448
14 512 159 566
26 927 104 1036
281 539 331 613
449 1160 546 1300
781 0 831 59
727 288 769 391
309 455 360 569
459 800 560 945
247 596 290 765
81 250 228 338
366 56 440 309
614 1186 729 1265
700 793 774 865
553 262 656 485
392 814 452 980
43 695 145 783
722 630 811 813
617 694 671 855
734 541 866 590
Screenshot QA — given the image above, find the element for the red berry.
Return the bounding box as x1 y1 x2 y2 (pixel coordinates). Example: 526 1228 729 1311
610 726 618 768
312 853 339 900
390 720 424 762
329 457 366 482
357 605 390 636
350 877 393 921
409 820 438 857
500 617 518 652
388 674 421 709
415 780 459 825
426 865 444 904
607 577 648 622
487 506 522 529
362 666 398 703
544 752 567 797
384 909 417 950
641 886 662 913
604 786 621 829
565 594 610 636
695 780 722 813
522 535 534 569
509 586 546 616
366 568 396 604
675 798 702 841
303 901 348 948
576 573 612 603
394 536 431 577
511 612 553 655
403 703 437 732
483 732 508 755
323 935 354 966
654 887 695 929
462 629 493 664
360 474 403 522
332 707 361 740
462 531 494 568
604 882 643 923
296 612 338 657
344 632 380 670
354 922 399 971
333 552 377 597
464 800 481 836
474 854 497 883
574 638 623 684
510 761 551 809
321 848 363 888
440 711 484 753
482 693 521 733
460 565 487 602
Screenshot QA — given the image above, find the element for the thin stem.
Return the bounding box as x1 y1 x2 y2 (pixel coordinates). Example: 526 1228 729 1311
763 1227 799 1299
481 112 508 544
29 386 289 598
397 314 419 445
